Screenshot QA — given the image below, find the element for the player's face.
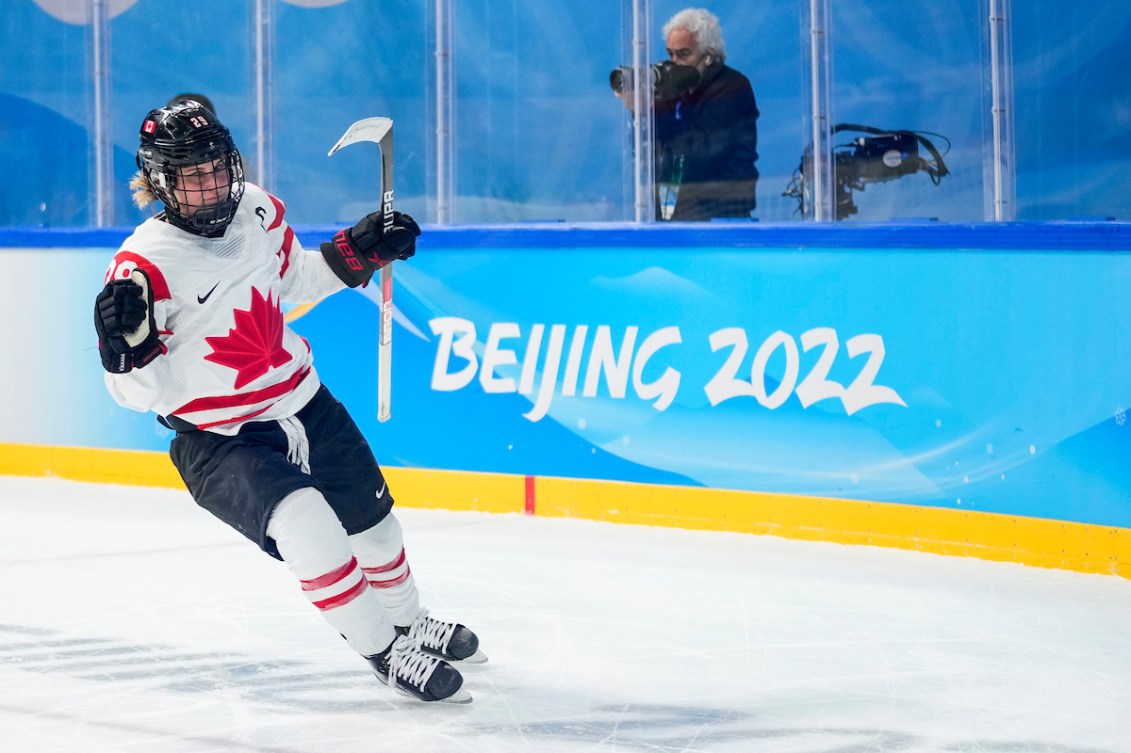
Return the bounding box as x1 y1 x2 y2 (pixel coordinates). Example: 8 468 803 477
666 27 711 73
171 159 231 217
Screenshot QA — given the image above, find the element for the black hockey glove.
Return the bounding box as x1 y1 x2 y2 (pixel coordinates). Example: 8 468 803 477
94 269 162 374
320 211 420 288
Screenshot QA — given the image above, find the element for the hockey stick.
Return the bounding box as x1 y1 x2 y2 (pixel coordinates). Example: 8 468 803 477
328 117 395 422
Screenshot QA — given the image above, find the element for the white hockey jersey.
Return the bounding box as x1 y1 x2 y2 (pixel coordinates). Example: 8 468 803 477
103 183 348 435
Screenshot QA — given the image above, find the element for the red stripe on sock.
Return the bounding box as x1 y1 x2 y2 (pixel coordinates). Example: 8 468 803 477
361 548 406 575
300 557 358 592
368 564 412 589
311 575 369 611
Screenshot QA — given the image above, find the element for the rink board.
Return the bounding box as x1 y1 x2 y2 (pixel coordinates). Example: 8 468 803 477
1 223 1129 576
1 441 1128 578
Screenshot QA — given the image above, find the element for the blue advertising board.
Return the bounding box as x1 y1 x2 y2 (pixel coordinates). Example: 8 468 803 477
1 223 1129 532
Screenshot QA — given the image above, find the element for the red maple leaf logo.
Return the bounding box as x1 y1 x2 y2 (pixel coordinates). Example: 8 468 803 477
204 287 293 388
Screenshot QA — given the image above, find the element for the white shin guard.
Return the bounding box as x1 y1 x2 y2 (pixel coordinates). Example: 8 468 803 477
348 513 421 627
267 487 395 657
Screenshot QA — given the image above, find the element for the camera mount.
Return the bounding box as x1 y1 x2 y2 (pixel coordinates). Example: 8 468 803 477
785 123 950 220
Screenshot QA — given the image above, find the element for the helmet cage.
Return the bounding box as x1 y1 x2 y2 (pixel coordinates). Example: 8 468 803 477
136 102 245 237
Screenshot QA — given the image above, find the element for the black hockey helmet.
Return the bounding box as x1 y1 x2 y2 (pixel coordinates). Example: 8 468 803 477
136 100 244 237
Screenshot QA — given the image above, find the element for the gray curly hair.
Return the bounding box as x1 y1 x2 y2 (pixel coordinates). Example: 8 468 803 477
663 8 726 62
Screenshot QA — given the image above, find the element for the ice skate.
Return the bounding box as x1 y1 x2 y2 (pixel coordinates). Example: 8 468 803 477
366 635 471 703
398 608 488 664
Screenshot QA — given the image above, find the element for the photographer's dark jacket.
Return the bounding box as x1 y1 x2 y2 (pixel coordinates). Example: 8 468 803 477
654 61 759 221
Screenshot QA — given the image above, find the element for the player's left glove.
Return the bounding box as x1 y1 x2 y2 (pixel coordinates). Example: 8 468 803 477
94 269 163 373
320 211 420 288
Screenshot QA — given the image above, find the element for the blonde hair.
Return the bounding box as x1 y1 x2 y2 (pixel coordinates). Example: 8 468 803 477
129 169 158 210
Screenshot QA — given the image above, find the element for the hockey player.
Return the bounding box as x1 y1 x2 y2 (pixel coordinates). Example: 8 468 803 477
93 99 483 703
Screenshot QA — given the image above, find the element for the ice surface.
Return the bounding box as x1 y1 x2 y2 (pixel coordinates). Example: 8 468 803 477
1 475 1129 752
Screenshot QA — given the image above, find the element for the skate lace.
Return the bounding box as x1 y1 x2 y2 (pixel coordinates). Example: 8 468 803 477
408 608 456 654
387 635 440 691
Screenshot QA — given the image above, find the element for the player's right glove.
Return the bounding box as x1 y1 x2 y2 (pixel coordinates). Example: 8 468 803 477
320 211 420 288
94 269 163 374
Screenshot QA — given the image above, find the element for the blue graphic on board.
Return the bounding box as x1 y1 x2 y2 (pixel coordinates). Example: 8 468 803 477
3 230 1126 530
290 242 1131 527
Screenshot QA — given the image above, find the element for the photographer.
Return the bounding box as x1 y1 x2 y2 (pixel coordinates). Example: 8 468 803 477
613 8 759 221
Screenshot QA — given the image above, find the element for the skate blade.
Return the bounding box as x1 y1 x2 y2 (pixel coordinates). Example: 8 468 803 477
391 685 473 704
443 687 473 704
455 648 489 666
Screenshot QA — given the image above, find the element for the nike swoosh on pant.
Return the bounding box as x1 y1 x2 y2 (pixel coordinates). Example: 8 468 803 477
375 481 387 499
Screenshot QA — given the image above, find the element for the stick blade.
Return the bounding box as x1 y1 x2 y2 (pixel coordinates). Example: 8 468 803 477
328 117 393 156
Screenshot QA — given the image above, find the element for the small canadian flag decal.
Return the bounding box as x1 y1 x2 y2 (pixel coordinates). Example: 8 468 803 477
143 120 156 134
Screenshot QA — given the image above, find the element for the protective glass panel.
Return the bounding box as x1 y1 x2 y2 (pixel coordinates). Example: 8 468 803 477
0 3 97 226
824 1 984 222
448 2 628 223
3 0 1126 228
109 0 255 227
1012 2 1131 220
629 2 803 223
271 1 430 226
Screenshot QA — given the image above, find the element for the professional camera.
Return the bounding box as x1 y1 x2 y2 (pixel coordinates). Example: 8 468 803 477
784 123 950 220
609 60 701 101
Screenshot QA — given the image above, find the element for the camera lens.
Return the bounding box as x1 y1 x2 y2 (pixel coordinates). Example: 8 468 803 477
609 68 626 94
